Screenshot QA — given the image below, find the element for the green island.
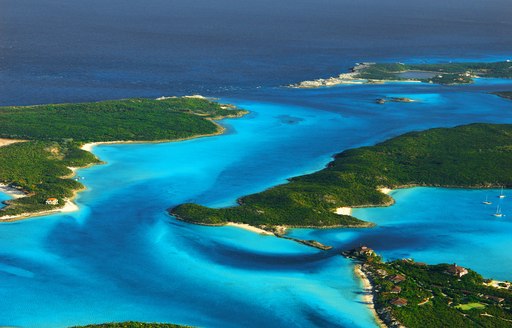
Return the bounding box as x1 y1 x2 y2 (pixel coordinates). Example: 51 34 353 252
494 91 512 101
170 123 512 232
343 247 512 328
291 61 512 87
72 322 191 328
0 97 246 220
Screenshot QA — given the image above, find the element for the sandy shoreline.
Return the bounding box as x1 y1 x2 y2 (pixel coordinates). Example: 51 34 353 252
335 207 352 216
0 184 26 199
354 264 387 328
0 111 241 222
80 122 228 152
0 199 80 222
0 160 83 221
289 63 423 88
485 279 511 289
226 222 274 235
378 187 392 195
335 187 393 216
0 138 26 148
79 101 249 153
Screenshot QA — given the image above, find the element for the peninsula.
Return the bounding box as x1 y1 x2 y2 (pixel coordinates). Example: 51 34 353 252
290 61 512 87
0 97 247 221
343 247 512 328
171 123 512 232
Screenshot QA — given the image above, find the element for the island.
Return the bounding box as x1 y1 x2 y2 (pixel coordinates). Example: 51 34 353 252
289 61 512 87
343 247 512 328
0 96 247 221
73 322 191 328
376 97 416 105
170 123 512 234
494 91 512 101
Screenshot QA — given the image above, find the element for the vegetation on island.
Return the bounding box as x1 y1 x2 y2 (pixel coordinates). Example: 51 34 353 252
344 247 512 328
0 97 246 142
171 123 512 229
291 61 512 88
376 97 415 104
494 91 512 101
0 141 98 216
71 322 192 328
355 61 512 85
0 97 246 218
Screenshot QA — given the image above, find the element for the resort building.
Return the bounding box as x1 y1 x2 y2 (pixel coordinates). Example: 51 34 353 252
446 263 468 278
390 286 402 294
45 198 59 205
484 295 505 303
390 298 408 307
353 246 375 257
389 274 406 284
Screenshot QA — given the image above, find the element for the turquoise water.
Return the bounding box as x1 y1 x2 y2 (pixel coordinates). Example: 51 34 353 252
0 192 10 209
355 188 512 279
1 81 512 327
290 187 512 281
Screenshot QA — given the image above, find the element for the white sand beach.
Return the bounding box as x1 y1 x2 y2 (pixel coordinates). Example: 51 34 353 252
1 182 79 221
81 140 154 152
61 200 79 213
335 207 352 216
0 199 79 222
378 187 392 195
335 188 393 216
79 130 227 153
0 184 26 199
226 222 274 235
0 138 26 148
80 141 122 152
354 265 387 328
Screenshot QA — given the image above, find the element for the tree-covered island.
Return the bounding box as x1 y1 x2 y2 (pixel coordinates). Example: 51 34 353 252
494 91 512 101
0 97 247 220
171 123 512 232
343 247 512 328
290 61 512 87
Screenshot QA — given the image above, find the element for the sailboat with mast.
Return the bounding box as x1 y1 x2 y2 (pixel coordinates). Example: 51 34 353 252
499 186 506 199
493 205 504 217
483 195 492 205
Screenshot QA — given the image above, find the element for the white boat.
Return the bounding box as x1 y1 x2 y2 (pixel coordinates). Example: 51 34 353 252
482 195 492 205
493 205 504 217
499 187 506 199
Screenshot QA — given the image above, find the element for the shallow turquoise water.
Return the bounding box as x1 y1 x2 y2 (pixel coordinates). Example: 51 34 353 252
355 188 512 279
0 192 10 209
290 187 512 280
1 81 512 327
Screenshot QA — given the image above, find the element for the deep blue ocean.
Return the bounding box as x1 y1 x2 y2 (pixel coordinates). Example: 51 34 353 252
2 0 512 105
1 1 512 327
